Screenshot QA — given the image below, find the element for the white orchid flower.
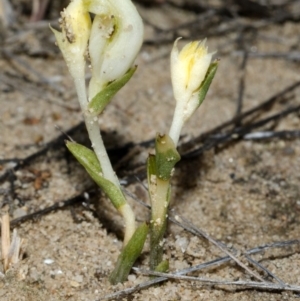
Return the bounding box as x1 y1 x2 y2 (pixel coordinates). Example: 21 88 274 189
169 38 217 146
87 0 144 100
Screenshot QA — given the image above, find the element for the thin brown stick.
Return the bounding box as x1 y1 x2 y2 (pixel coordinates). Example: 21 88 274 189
0 122 84 184
235 50 248 120
99 239 300 300
243 130 300 140
180 80 300 155
8 191 93 229
170 213 265 282
2 49 64 93
245 254 285 286
1 212 10 272
235 51 300 61
134 269 300 292
183 103 300 158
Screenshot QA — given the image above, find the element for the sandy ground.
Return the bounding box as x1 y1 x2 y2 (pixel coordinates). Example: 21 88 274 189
1 1 300 300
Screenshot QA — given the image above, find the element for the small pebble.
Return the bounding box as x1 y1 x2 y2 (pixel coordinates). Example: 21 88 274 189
128 274 136 282
44 259 54 265
70 280 80 288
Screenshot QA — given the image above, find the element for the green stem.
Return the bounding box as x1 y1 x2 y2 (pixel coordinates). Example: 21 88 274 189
150 213 168 270
149 178 170 270
109 223 148 284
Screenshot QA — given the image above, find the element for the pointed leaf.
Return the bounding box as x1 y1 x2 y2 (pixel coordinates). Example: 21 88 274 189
109 223 149 284
155 134 180 181
198 60 218 106
88 66 137 115
66 140 102 173
155 260 169 273
66 141 126 209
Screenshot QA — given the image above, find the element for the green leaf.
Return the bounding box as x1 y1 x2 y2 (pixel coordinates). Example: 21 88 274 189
155 134 180 181
66 141 102 173
155 260 169 273
198 60 219 106
88 66 137 115
109 223 149 284
66 141 126 209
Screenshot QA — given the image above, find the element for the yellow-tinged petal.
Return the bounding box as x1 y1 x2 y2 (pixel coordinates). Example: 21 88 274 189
59 0 91 47
170 38 189 104
51 0 91 79
171 38 214 104
187 40 212 93
169 38 216 146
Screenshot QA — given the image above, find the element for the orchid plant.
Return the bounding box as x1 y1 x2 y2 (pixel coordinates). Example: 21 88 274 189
148 39 218 270
52 0 218 283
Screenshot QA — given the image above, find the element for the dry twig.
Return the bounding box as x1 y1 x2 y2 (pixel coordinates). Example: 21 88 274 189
133 269 300 292
100 239 300 300
1 211 22 272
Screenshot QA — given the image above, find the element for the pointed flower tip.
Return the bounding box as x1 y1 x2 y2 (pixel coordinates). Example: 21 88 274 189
52 0 91 77
58 0 91 46
171 37 215 100
173 37 182 46
179 39 209 61
170 37 218 131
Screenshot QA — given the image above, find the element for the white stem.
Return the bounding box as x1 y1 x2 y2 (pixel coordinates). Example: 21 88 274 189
74 75 88 110
74 76 119 187
84 113 119 187
73 72 136 244
168 102 185 147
